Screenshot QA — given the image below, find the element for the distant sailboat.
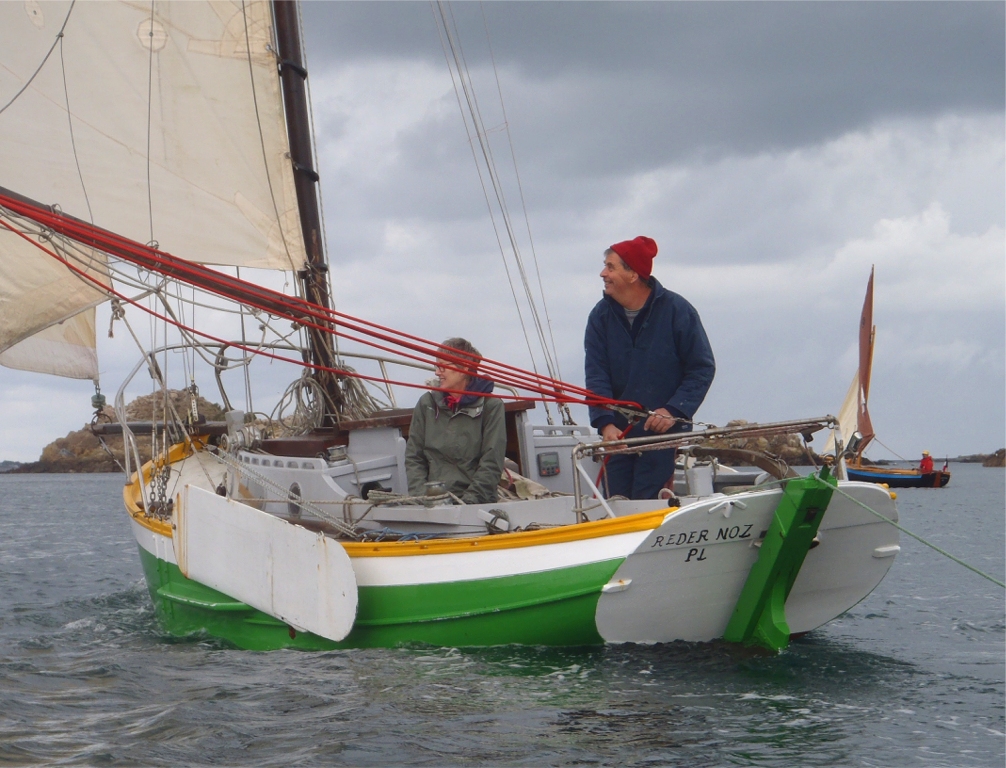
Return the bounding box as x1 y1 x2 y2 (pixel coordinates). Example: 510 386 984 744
825 269 951 489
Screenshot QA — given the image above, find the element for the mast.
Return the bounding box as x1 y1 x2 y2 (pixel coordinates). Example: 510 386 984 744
272 0 344 420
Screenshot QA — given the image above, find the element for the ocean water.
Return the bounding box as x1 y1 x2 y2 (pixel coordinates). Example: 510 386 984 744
0 465 1002 767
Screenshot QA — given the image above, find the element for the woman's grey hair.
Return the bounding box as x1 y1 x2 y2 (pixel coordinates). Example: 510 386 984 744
439 337 481 375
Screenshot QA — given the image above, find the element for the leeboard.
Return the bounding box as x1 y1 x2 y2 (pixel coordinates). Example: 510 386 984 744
173 485 358 641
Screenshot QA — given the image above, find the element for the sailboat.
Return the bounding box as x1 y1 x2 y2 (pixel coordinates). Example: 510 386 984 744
825 269 951 489
0 1 902 652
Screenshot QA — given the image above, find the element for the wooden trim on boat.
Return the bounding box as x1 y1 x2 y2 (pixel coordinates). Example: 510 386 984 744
124 438 207 538
259 400 537 471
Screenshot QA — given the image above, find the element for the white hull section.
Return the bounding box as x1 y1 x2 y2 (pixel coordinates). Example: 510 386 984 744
351 530 653 587
595 482 899 643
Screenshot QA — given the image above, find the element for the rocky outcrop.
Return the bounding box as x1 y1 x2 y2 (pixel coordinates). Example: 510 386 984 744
15 390 226 473
983 449 1006 468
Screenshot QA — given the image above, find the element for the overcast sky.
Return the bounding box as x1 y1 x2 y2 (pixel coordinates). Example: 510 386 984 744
2 1 1003 461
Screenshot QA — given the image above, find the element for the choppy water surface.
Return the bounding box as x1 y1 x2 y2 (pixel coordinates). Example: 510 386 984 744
1 466 1002 766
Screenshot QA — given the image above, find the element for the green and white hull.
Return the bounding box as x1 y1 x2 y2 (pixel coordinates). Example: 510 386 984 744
132 516 647 650
127 448 901 651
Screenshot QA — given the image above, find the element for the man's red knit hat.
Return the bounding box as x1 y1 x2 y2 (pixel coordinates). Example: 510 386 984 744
610 236 658 280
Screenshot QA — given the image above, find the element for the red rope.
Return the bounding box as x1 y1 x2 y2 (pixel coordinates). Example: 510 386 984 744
18 201 598 398
0 193 630 406
0 216 597 406
0 195 643 412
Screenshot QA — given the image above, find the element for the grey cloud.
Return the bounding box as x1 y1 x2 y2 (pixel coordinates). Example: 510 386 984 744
303 1 1005 167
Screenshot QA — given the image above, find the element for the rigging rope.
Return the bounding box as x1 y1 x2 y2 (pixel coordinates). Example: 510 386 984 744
432 3 544 394
0 195 645 417
432 1 568 423
24 203 571 398
725 471 1004 590
0 1 76 116
478 3 565 387
870 436 910 463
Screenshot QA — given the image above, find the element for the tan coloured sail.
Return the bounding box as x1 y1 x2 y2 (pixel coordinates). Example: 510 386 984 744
823 268 876 456
0 1 307 376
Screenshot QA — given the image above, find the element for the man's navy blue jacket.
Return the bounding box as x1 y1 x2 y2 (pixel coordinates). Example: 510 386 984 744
584 278 715 432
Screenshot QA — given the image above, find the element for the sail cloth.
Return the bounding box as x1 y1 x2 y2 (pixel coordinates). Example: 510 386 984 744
823 269 876 456
0 1 307 377
856 268 876 449
0 307 100 382
823 373 859 457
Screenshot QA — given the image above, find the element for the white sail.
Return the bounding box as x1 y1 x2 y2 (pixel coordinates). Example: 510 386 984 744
0 308 99 382
0 0 305 270
0 221 108 370
0 0 307 377
822 374 858 456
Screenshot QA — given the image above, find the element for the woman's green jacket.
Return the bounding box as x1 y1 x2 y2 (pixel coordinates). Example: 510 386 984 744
405 390 506 504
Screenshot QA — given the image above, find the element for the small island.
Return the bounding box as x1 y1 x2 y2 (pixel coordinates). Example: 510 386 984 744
9 390 225 473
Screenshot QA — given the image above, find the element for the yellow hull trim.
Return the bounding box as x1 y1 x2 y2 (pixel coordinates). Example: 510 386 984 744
341 509 670 558
123 438 206 538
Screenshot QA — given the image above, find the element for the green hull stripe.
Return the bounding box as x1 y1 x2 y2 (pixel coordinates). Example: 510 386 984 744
354 570 616 627
137 545 623 650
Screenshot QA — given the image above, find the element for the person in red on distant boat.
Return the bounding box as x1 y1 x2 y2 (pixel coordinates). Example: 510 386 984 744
919 451 934 474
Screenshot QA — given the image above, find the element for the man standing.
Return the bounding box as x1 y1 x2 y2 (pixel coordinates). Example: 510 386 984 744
584 236 715 499
919 451 934 474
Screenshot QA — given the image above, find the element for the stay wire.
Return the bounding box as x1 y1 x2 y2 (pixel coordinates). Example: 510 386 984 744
477 5 569 423
443 2 557 388
479 2 564 389
432 2 542 389
295 0 335 312
442 3 562 417
0 0 76 116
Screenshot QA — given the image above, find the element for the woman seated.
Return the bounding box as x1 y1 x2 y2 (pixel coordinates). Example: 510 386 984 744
405 338 506 504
